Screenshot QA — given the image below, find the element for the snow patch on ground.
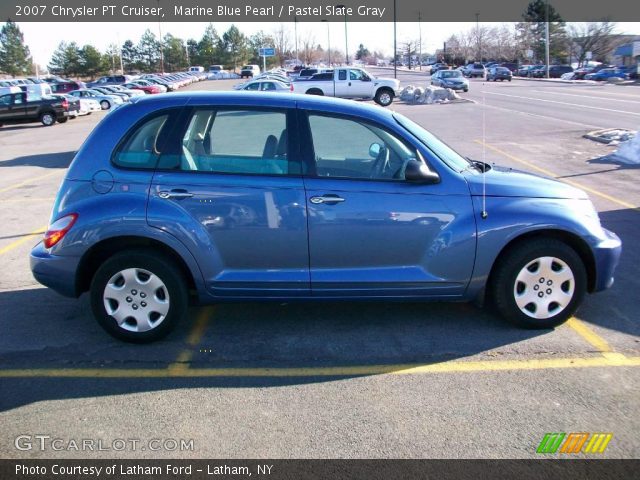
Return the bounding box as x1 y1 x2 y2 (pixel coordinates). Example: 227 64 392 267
400 85 460 104
611 130 640 164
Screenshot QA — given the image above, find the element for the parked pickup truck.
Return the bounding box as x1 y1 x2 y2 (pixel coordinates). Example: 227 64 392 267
0 91 69 127
292 67 401 106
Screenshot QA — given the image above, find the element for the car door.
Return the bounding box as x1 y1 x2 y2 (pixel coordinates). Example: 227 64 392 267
147 105 310 298
346 69 373 97
0 94 13 121
334 69 349 97
300 110 476 297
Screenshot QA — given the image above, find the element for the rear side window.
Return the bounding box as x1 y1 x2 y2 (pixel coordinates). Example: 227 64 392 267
113 114 169 169
176 109 290 175
338 70 347 80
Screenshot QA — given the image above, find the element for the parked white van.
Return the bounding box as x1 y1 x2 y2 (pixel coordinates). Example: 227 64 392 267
188 66 205 73
240 65 261 78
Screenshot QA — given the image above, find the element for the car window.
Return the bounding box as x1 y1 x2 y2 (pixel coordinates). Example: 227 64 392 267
113 114 169 169
308 114 417 181
245 82 260 91
177 109 289 175
349 70 364 81
0 95 11 106
13 94 24 105
338 70 347 81
261 82 276 91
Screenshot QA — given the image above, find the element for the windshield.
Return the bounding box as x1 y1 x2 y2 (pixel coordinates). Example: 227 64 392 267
442 71 462 78
393 113 470 172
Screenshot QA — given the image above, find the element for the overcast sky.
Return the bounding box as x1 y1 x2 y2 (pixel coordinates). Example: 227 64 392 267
17 21 640 66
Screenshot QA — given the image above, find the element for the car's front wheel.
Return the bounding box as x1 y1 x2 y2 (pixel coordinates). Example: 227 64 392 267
90 250 188 342
100 100 110 110
491 239 587 329
374 88 394 106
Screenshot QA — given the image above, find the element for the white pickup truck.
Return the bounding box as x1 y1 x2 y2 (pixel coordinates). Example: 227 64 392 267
291 67 401 106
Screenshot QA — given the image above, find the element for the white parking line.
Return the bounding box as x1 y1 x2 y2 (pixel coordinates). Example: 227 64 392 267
479 102 604 130
481 91 640 116
532 90 640 105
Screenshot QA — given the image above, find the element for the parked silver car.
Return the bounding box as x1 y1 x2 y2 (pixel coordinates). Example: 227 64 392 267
69 89 124 110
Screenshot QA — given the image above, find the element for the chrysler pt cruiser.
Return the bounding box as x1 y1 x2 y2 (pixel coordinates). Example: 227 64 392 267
30 92 621 342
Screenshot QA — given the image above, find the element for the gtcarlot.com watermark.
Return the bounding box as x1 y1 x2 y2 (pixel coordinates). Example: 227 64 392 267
15 435 194 452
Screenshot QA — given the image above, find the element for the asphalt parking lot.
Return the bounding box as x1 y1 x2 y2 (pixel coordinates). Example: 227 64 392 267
0 72 639 459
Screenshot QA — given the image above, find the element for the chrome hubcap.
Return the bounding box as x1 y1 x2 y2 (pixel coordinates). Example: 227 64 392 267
103 268 170 332
513 256 575 319
380 93 391 104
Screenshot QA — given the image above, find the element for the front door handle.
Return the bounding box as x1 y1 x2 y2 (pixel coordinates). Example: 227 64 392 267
309 195 345 205
158 190 194 200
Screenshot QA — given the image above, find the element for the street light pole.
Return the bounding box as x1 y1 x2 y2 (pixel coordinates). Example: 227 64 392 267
157 0 164 73
545 0 550 78
322 20 331 66
393 0 397 79
294 16 299 65
475 12 480 62
418 11 422 71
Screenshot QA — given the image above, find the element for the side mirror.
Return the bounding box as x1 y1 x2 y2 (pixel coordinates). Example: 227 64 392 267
404 159 440 184
369 142 382 158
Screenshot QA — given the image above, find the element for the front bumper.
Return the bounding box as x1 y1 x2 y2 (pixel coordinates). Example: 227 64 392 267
30 241 81 298
592 228 622 292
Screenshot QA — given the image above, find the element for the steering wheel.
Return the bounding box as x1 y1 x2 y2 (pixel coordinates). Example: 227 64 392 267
370 145 389 179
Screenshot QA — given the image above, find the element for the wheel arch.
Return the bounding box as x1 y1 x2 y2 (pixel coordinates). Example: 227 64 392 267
486 229 597 299
75 236 197 297
305 88 324 95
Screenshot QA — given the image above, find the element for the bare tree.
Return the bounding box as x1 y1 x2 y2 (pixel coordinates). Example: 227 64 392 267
300 31 318 65
272 24 291 67
568 21 619 66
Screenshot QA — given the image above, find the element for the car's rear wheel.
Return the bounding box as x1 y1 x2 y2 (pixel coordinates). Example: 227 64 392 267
40 112 55 126
491 239 586 329
100 100 110 110
90 250 188 342
374 88 394 106
57 117 68 123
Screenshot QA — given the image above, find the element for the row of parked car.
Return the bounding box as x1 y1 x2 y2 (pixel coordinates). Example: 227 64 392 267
515 64 635 81
0 70 207 127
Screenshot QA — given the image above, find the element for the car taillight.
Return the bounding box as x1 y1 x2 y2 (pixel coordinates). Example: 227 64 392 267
43 214 77 249
61 98 69 110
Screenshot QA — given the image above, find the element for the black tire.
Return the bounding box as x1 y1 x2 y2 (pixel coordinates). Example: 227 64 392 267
490 238 587 329
40 111 56 126
374 88 394 106
57 117 68 123
90 250 188 343
306 88 324 96
463 88 469 92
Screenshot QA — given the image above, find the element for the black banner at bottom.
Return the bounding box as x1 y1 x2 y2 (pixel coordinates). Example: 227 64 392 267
1 459 638 480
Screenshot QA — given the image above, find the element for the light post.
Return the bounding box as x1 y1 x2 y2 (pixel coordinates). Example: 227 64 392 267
475 12 481 63
418 10 422 71
322 20 331 66
157 0 164 73
393 0 397 79
336 5 348 65
294 16 299 65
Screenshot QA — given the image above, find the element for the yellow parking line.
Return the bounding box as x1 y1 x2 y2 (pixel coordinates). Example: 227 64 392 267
0 171 61 194
168 306 215 372
0 226 46 256
474 140 640 213
566 317 612 354
1 355 639 378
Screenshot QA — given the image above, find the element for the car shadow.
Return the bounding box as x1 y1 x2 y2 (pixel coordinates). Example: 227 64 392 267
586 155 640 170
0 124 47 132
0 151 75 169
0 286 551 411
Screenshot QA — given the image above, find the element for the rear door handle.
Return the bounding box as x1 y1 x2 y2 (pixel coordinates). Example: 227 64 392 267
158 190 194 199
309 195 345 205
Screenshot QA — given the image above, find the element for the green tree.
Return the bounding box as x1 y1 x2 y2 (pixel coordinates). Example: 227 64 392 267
137 29 160 72
0 20 32 76
121 40 139 72
48 41 82 77
222 25 248 71
79 45 106 78
197 24 221 67
163 34 188 71
355 43 370 60
517 0 568 63
105 43 122 73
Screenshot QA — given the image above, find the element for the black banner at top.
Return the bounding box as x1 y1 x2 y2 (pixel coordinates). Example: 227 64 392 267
3 0 640 22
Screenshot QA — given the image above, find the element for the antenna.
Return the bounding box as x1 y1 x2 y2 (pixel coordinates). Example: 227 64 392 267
481 76 488 219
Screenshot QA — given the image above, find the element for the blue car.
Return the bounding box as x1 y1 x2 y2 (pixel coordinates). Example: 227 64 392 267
584 68 630 81
30 92 621 342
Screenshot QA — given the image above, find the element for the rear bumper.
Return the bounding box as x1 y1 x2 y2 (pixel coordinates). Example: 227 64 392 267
30 241 80 298
592 228 622 292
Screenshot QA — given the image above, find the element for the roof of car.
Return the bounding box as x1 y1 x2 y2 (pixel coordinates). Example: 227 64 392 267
130 91 395 123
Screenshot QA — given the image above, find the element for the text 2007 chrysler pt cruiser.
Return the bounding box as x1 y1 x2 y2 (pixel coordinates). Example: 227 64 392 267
30 92 621 342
